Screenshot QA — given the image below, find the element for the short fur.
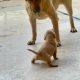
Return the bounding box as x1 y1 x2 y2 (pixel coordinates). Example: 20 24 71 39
28 30 58 67
25 0 77 46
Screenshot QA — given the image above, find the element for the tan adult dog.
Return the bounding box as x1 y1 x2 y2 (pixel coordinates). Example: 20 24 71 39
28 30 58 67
25 0 77 46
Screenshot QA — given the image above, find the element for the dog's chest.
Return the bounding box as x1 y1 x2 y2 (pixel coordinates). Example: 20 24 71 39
26 2 48 19
33 12 48 19
28 9 47 19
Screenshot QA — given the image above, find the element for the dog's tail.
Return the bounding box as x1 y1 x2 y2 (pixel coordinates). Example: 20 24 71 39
27 49 37 54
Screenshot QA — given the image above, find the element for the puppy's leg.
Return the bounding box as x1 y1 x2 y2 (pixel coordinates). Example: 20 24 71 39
27 17 37 45
42 54 58 67
64 2 77 32
31 58 35 63
53 49 58 60
46 7 61 47
31 56 36 63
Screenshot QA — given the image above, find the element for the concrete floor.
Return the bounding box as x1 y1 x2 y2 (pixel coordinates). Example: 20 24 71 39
0 0 80 80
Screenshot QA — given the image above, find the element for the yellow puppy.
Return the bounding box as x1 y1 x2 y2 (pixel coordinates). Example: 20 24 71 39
28 30 58 67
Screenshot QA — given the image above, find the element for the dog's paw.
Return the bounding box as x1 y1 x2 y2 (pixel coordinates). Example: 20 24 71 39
57 42 61 47
70 28 77 33
27 41 35 45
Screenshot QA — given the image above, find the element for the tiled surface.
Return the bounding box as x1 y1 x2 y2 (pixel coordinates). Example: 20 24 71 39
0 0 80 80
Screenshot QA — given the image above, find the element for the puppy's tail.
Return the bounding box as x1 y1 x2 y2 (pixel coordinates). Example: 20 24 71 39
27 49 37 55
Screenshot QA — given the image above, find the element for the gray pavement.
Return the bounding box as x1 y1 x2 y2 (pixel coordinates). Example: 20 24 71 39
0 0 80 80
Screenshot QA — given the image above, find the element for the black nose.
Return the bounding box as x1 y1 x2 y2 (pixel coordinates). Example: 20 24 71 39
33 7 40 13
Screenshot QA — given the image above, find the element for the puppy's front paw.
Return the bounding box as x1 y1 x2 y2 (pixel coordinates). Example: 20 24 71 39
57 42 61 47
27 40 35 45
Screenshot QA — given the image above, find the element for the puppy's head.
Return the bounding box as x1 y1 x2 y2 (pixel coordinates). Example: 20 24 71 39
44 30 56 40
25 0 41 13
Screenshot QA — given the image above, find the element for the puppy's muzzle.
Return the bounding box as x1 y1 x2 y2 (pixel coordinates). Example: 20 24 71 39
33 7 40 13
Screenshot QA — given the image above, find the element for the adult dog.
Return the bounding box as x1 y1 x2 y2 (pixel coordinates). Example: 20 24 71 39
25 0 77 46
28 30 58 67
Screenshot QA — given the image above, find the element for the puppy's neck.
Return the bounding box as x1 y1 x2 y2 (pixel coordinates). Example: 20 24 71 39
46 39 56 46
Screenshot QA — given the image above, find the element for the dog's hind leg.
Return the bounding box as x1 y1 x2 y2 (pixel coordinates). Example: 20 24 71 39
47 59 58 67
64 2 77 33
31 56 36 63
42 53 58 67
27 18 37 45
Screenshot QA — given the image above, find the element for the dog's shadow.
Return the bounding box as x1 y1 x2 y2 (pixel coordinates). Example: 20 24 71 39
56 57 77 68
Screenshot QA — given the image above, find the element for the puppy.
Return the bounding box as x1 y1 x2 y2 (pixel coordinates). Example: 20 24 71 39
25 0 77 46
28 30 58 67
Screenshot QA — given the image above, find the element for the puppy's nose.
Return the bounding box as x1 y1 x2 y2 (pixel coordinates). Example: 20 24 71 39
33 7 40 13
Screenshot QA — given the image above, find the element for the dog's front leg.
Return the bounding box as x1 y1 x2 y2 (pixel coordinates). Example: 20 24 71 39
27 17 37 45
64 3 77 32
46 7 61 47
53 20 61 47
